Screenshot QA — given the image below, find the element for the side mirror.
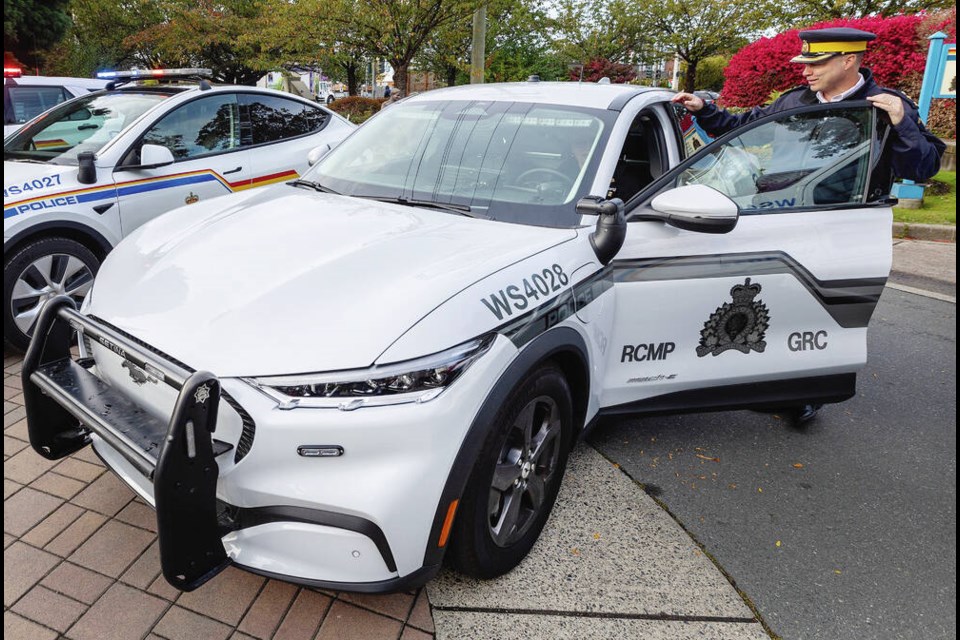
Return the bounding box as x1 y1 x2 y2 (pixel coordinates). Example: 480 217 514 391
137 144 176 169
577 196 626 265
307 143 332 166
649 184 739 234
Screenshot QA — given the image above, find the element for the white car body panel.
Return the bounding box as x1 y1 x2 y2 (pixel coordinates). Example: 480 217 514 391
92 189 577 375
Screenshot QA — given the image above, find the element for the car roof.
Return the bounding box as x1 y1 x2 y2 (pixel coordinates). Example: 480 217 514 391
5 75 109 89
405 82 671 110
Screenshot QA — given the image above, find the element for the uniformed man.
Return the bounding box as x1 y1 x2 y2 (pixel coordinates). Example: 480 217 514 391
672 27 945 189
673 28 946 426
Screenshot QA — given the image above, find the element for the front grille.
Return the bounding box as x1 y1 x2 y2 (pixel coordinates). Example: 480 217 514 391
86 316 256 462
222 391 256 463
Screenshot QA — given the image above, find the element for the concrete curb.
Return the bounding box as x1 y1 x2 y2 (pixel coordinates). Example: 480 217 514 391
892 222 956 242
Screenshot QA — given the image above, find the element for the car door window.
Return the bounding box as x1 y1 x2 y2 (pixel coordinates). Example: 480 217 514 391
139 94 240 161
238 94 330 145
609 110 670 202
651 104 876 213
5 86 70 125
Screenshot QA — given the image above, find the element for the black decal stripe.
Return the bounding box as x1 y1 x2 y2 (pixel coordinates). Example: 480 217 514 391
496 267 613 347
612 251 886 328
600 373 857 417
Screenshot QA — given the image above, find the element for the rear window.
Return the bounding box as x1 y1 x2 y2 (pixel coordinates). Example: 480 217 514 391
239 94 329 145
5 85 70 125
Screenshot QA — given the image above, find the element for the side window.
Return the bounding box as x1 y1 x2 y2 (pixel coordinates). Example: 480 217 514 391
6 86 70 124
239 94 329 145
140 94 240 161
609 110 669 202
672 106 874 213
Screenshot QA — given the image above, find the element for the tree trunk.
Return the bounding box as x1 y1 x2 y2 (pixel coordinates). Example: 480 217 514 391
684 61 697 93
345 63 358 96
392 61 408 94
446 64 457 87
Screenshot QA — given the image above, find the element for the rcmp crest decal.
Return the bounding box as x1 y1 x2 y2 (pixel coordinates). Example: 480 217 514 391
697 278 769 357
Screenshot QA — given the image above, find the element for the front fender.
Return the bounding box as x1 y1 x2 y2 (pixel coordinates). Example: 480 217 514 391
419 325 589 570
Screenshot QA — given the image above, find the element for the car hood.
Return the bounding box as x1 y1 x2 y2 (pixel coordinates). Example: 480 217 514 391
90 188 577 376
3 161 81 202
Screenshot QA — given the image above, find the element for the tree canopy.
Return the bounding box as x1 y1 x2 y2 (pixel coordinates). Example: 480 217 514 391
4 0 72 69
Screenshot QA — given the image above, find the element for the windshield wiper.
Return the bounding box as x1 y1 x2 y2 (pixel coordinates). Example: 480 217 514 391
353 195 484 217
288 178 339 194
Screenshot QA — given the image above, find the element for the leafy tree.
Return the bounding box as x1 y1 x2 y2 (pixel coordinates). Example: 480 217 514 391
325 0 483 93
247 0 368 95
694 54 728 92
123 0 266 84
552 0 646 65
4 0 72 70
783 1 955 24
44 0 164 77
415 0 561 85
635 0 771 92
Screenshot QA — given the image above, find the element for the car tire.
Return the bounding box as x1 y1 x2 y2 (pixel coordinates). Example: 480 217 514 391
449 363 573 579
3 237 99 352
327 95 335 105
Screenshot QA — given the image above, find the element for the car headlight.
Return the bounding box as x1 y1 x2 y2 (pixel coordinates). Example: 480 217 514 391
245 334 495 410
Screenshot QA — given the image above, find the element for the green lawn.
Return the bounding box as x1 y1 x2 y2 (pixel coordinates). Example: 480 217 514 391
893 170 956 226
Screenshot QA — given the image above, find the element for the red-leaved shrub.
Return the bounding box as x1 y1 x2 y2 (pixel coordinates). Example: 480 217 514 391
720 13 947 108
570 59 637 84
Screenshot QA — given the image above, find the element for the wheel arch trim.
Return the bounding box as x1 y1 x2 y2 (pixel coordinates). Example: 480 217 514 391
4 220 115 262
420 326 589 568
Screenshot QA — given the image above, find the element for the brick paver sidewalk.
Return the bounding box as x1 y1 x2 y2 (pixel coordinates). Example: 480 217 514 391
4 352 436 640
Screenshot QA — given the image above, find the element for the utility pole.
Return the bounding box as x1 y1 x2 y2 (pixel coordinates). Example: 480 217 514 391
470 5 486 84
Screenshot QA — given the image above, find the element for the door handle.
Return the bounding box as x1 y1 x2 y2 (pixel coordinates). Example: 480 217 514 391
77 124 100 130
223 166 242 175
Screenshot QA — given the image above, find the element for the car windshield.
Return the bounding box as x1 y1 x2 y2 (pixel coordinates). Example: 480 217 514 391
306 100 614 227
4 91 172 165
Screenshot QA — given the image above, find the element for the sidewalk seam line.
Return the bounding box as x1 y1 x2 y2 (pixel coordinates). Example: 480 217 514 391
885 282 956 303
431 605 757 624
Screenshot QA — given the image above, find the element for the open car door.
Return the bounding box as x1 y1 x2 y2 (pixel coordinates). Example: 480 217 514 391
601 101 890 416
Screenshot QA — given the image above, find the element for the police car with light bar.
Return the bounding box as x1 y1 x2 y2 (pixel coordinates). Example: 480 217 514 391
23 80 893 592
3 68 354 351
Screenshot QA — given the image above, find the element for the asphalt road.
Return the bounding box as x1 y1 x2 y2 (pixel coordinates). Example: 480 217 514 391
589 287 957 640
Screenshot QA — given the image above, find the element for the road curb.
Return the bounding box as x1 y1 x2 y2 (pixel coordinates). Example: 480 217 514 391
892 222 956 242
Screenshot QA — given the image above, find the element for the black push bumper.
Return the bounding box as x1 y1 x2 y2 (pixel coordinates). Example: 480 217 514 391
22 296 231 591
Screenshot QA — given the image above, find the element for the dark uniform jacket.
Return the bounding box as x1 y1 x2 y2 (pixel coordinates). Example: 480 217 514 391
694 69 945 197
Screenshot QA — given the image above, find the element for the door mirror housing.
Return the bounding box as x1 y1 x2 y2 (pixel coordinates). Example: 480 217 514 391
647 184 739 234
136 144 176 169
307 143 332 166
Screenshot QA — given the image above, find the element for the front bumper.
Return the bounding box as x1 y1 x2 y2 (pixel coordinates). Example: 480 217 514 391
24 297 229 590
23 296 508 592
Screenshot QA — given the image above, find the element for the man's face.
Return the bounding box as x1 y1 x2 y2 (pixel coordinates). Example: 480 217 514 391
801 54 857 95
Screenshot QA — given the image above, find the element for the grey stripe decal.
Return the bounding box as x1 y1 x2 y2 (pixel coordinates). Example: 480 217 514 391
612 251 886 328
498 268 613 347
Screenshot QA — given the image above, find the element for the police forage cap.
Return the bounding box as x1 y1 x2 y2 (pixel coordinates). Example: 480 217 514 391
790 27 877 63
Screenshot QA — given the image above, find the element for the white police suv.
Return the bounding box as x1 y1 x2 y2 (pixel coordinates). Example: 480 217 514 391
23 81 892 593
4 69 354 350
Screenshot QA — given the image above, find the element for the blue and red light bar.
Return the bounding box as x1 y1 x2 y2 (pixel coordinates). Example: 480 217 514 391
95 68 212 80
4 67 23 78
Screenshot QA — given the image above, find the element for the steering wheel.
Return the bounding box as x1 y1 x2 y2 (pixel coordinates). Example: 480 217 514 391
515 167 574 191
